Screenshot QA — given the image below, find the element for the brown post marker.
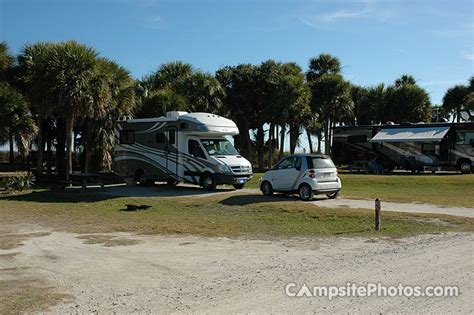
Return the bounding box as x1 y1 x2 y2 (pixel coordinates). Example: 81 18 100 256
375 198 381 231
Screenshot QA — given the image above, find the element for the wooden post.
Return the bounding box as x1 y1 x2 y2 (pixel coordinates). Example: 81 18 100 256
375 199 381 231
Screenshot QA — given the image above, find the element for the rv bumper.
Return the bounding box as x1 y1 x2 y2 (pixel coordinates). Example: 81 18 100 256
214 173 253 185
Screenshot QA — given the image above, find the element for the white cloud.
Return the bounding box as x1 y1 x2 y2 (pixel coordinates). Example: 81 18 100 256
299 0 392 29
462 50 474 61
317 9 372 23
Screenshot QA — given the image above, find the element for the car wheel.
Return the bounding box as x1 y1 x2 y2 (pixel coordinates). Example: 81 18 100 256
233 183 245 189
298 184 314 201
460 161 472 174
326 191 339 199
260 181 273 196
201 174 216 191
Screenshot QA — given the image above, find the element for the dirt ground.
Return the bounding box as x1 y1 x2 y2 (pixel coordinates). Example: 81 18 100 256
1 224 473 313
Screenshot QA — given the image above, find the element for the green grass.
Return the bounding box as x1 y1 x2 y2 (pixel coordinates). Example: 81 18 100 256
0 190 472 238
246 173 474 208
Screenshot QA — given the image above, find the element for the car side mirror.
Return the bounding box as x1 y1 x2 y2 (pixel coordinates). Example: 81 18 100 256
296 165 301 171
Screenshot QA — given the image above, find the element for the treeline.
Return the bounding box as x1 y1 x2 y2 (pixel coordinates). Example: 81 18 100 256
0 41 473 175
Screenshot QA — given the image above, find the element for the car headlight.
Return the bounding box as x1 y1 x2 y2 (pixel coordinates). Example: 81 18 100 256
219 164 232 174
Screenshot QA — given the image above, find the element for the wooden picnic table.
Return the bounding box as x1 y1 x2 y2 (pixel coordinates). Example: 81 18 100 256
61 173 105 191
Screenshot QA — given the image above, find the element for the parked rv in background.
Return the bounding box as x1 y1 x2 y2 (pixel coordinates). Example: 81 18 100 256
113 112 253 190
332 122 474 174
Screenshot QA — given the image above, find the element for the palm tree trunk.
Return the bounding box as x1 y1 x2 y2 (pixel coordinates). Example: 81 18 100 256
46 134 52 175
36 117 44 174
65 115 74 180
306 128 313 153
279 124 285 159
256 125 265 172
324 120 330 155
9 132 14 164
317 131 322 153
268 123 274 169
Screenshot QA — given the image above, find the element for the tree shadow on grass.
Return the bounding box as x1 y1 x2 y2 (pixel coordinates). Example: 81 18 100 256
0 190 119 203
220 193 299 206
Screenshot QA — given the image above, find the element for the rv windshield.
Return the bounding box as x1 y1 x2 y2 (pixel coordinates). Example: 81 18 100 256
201 139 239 156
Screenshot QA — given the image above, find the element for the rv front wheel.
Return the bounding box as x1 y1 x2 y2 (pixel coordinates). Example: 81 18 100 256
459 161 472 174
201 174 216 191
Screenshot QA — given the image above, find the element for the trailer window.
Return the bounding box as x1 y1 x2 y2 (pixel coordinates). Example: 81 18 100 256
119 130 135 144
168 129 176 145
156 133 166 144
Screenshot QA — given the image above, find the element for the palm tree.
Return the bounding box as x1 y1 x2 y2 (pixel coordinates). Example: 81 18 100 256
182 72 224 113
83 58 136 172
306 54 341 82
17 42 56 173
307 54 352 155
0 82 37 164
443 81 471 122
48 41 97 179
0 42 14 78
394 74 416 87
310 74 353 154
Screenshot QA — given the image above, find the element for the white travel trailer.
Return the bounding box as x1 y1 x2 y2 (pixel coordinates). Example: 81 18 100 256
113 111 253 190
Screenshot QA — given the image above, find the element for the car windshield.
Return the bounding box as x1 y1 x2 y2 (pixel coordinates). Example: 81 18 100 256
201 139 239 156
308 157 336 169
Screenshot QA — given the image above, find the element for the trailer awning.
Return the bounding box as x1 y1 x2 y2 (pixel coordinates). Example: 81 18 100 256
370 126 451 142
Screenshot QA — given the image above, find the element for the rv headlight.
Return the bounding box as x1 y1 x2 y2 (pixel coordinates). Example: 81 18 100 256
219 164 232 174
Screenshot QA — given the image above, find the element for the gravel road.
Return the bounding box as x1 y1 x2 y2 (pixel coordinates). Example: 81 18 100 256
1 228 473 313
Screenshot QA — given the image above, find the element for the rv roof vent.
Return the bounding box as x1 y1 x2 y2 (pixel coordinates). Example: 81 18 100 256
166 111 188 119
386 121 395 125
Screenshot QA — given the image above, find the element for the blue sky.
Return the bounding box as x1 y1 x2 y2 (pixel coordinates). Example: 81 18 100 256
1 0 473 105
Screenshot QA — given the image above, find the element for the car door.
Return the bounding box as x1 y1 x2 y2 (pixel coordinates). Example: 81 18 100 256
270 156 301 191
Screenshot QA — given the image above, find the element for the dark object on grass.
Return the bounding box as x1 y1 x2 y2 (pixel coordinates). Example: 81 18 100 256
125 204 152 211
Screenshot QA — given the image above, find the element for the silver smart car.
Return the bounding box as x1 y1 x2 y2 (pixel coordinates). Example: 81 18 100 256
259 154 341 201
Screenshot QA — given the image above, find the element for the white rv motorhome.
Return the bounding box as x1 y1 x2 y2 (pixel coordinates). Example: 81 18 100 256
113 111 253 190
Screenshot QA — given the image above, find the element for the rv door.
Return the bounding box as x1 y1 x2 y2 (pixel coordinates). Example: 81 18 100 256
166 126 178 175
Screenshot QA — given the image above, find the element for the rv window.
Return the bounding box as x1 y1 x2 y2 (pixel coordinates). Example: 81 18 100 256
456 132 474 145
156 133 166 144
119 130 135 144
188 139 206 159
422 143 435 155
348 135 367 143
168 129 176 145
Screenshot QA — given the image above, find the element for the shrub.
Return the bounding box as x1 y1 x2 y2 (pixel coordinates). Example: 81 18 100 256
1 174 35 192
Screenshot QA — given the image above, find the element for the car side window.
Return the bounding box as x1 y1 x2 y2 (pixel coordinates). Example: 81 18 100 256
188 140 206 159
276 157 297 170
295 157 302 170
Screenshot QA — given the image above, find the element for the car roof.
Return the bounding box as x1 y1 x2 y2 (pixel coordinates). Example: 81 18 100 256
290 153 331 159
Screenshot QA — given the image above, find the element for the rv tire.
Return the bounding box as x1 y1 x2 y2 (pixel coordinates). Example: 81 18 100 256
201 174 216 191
166 179 179 187
135 169 147 185
458 160 472 174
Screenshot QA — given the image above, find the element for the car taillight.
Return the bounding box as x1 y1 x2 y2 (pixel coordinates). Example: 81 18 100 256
308 169 315 178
